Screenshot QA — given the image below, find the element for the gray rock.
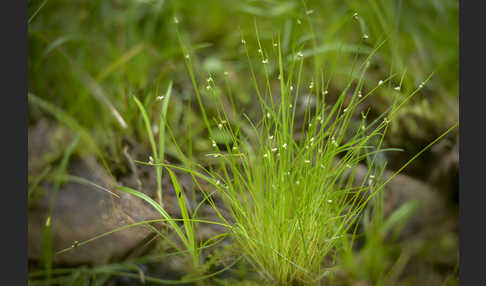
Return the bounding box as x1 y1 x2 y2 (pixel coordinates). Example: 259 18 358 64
28 156 161 265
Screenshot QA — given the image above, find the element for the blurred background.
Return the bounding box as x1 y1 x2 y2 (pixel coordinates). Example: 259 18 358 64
28 0 458 285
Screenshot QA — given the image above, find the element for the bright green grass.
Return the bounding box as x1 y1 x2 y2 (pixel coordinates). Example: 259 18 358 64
28 0 458 285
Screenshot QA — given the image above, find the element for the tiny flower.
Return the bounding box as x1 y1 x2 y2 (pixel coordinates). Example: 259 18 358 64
369 174 375 179
149 156 154 163
297 52 304 59
358 92 362 98
309 123 312 127
211 140 217 147
346 164 351 168
309 81 314 89
262 58 269 64
353 12 358 19
269 135 274 140
310 137 315 142
185 54 190 59
207 77 213 83
272 147 278 152
418 82 424 88
394 86 401 91
323 90 328 95
241 39 246 44
266 112 271 118
273 43 278 47
258 48 262 54
173 17 179 24
278 74 282 80
343 107 349 113
232 145 238 151
327 199 333 203
384 117 390 124
306 9 314 15
206 85 211 90
218 123 223 129
297 19 302 24
290 85 294 91
362 34 369 39
361 111 367 119
216 180 221 185
320 164 326 169
378 80 384 85
282 143 287 149
289 104 293 108
156 95 165 101
263 153 268 158
304 159 311 164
